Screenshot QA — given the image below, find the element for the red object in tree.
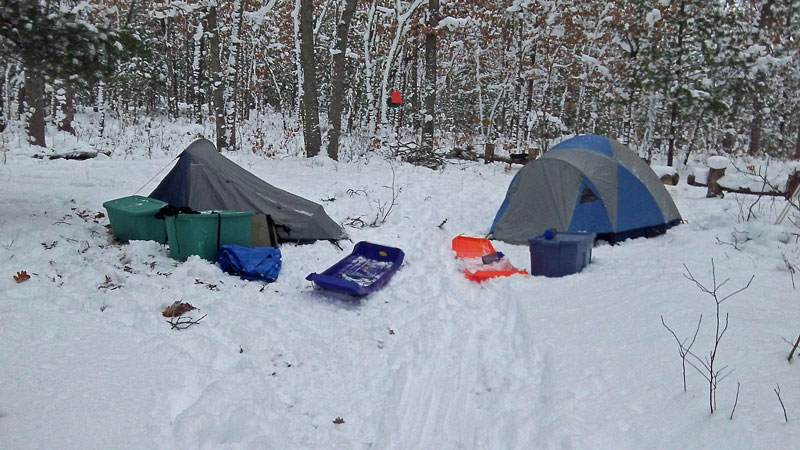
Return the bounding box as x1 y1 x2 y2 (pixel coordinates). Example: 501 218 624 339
390 90 403 106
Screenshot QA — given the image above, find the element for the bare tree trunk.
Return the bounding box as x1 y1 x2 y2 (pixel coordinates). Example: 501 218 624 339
192 19 205 124
0 66 5 133
124 0 139 28
17 80 26 119
163 17 178 118
58 84 75 135
749 95 762 156
208 4 228 151
226 0 245 151
410 38 420 133
420 0 439 154
24 67 46 147
667 101 678 166
794 122 800 160
97 80 105 137
749 0 776 156
326 0 358 161
299 0 321 157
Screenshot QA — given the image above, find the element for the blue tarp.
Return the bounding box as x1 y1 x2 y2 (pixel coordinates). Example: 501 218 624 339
217 245 282 282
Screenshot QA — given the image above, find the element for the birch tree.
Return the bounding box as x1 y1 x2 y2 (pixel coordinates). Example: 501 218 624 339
207 2 228 151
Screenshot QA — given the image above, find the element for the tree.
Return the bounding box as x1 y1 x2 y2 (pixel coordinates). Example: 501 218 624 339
207 3 228 152
420 0 439 154
326 0 358 160
299 0 321 157
0 0 132 147
748 0 777 156
225 0 245 151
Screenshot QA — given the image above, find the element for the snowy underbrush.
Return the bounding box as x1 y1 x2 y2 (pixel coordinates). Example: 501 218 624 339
1 113 799 449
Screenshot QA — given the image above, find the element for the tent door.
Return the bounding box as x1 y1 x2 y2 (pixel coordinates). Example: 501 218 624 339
250 214 280 248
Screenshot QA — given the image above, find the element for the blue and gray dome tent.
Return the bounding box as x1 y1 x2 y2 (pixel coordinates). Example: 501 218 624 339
150 139 346 242
489 135 682 244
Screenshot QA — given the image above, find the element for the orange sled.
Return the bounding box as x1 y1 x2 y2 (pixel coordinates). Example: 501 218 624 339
452 235 528 282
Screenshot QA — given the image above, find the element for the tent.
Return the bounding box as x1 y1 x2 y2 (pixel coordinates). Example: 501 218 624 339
150 139 346 242
490 134 682 244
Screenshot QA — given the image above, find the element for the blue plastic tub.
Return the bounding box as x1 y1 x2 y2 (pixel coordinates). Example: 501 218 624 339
306 241 404 297
528 231 595 277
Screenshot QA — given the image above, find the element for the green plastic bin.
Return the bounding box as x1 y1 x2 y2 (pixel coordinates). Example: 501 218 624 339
165 210 254 261
102 195 168 243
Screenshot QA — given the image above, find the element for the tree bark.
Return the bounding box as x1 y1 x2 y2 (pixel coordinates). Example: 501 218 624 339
97 80 105 137
794 121 800 160
24 67 46 147
707 167 726 198
0 66 5 133
58 84 76 135
299 0 321 157
748 95 762 156
208 4 228 151
124 0 139 28
410 38 420 133
192 19 205 124
748 0 776 156
420 0 439 154
667 101 678 166
162 17 178 118
226 0 245 151
326 0 358 161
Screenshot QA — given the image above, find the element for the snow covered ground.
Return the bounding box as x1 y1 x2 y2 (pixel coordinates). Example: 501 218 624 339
1 119 799 449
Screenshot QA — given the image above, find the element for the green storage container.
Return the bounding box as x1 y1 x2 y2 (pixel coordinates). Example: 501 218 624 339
165 210 254 261
102 195 168 243
218 210 255 247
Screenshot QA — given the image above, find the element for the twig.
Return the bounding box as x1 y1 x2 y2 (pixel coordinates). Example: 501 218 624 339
167 313 207 330
788 334 800 362
782 254 796 289
730 382 740 420
774 384 788 423
661 314 702 392
370 166 401 227
679 259 752 413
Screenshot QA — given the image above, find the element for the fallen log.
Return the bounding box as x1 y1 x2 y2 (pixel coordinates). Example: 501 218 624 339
33 150 111 161
687 174 785 197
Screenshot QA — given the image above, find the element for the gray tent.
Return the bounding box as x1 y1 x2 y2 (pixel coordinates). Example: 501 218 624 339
490 135 681 244
150 139 346 242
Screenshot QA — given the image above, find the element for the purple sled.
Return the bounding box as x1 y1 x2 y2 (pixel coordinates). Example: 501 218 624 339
306 241 404 297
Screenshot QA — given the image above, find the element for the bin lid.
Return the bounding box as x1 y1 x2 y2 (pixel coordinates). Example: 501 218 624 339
214 210 255 218
528 231 596 245
103 195 167 215
174 210 255 221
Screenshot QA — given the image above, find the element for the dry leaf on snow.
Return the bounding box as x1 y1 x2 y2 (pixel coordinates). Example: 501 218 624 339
162 301 197 317
13 271 30 283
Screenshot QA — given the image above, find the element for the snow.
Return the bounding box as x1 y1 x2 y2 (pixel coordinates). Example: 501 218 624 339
437 17 472 31
646 8 661 27
1 116 800 449
693 166 710 185
708 155 729 169
579 54 610 78
652 164 677 178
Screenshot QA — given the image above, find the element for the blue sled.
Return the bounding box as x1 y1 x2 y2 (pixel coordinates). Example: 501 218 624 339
306 241 404 297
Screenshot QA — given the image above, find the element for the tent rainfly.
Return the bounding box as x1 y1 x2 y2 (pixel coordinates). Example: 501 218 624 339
149 139 346 242
490 134 682 244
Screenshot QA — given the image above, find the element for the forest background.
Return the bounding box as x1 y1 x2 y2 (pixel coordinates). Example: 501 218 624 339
1 0 799 166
